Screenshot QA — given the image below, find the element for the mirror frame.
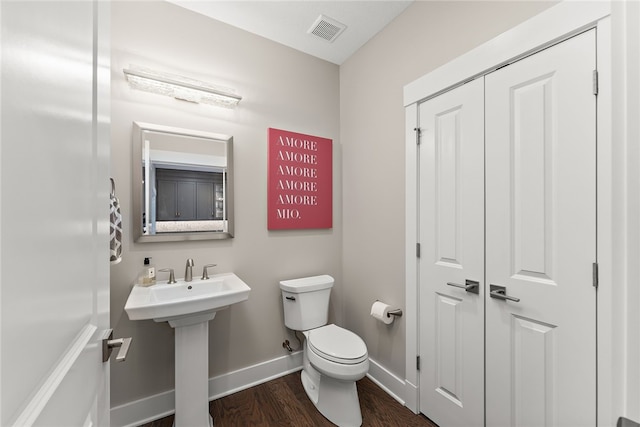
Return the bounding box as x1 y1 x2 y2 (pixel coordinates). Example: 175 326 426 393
132 122 234 242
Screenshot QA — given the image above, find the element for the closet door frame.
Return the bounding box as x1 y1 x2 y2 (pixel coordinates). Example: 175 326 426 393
403 2 613 424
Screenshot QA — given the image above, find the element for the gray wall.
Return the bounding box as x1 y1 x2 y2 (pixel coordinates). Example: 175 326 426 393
340 0 556 378
110 0 558 409
110 1 342 407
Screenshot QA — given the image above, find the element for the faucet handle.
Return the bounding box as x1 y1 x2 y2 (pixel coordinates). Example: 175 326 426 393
201 264 217 280
158 268 177 284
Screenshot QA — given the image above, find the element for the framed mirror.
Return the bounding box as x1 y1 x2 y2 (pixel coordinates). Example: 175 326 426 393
132 122 234 242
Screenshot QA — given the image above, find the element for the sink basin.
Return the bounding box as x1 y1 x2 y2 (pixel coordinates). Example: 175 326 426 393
125 272 251 325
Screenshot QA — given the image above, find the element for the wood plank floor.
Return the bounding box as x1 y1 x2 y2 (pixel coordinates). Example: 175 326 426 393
140 372 437 426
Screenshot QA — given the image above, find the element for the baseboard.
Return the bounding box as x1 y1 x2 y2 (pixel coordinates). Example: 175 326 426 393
208 350 303 400
110 351 303 427
365 357 407 406
403 379 419 414
111 353 412 426
110 390 176 427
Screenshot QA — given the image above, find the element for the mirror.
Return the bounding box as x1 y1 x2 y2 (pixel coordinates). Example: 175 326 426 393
132 122 234 242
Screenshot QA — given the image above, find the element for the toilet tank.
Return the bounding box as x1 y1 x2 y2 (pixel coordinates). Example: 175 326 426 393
280 275 334 331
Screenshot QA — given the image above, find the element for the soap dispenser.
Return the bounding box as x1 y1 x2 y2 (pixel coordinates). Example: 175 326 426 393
138 257 156 286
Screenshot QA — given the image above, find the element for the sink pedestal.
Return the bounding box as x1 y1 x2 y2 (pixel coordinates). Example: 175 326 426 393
169 313 217 427
124 273 251 426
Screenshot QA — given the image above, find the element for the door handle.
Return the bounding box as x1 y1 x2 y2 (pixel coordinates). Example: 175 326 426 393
446 279 480 294
489 284 520 302
102 329 132 362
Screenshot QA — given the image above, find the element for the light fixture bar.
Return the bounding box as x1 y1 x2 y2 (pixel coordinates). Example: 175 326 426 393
123 66 242 108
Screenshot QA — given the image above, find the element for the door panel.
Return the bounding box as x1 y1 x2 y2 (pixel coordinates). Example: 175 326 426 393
1 1 110 424
177 181 197 220
511 315 557 427
157 179 177 220
511 75 554 278
419 78 484 427
434 293 464 405
485 30 596 427
196 181 215 219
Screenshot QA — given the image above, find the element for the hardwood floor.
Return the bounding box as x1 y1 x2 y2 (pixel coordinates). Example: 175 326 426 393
140 372 437 426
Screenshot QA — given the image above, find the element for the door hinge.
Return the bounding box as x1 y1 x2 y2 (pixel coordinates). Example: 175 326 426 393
417 355 421 371
414 127 421 145
416 243 421 258
592 262 599 288
593 70 599 95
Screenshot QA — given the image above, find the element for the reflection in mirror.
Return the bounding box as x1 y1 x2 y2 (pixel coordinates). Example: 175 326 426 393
132 122 234 242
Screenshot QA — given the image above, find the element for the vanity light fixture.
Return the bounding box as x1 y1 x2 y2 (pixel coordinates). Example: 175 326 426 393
123 66 242 109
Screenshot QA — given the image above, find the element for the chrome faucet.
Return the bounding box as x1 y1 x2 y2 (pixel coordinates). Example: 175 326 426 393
201 264 217 280
158 268 177 284
184 258 194 282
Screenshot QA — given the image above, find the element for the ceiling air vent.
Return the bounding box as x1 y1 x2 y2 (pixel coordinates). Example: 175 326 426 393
307 14 346 43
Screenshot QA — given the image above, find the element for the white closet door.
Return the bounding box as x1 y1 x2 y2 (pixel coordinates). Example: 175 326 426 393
419 78 485 427
485 29 597 427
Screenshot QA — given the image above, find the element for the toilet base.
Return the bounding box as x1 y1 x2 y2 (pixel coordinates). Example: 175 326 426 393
301 368 320 404
301 368 363 427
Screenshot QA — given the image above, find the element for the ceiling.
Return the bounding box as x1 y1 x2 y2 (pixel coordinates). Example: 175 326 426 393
167 1 414 65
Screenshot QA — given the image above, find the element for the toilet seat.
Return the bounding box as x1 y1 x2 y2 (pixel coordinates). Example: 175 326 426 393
308 324 368 365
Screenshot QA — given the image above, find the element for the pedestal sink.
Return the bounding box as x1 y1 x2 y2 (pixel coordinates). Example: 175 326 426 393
125 272 251 426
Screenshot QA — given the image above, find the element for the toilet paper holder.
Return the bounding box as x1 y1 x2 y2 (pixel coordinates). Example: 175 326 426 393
387 308 403 318
374 300 403 318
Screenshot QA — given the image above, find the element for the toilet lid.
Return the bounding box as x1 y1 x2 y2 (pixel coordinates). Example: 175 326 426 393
308 324 368 365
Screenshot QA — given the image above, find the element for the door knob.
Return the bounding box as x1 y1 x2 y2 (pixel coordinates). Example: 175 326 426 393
446 279 480 294
102 329 132 362
489 284 520 302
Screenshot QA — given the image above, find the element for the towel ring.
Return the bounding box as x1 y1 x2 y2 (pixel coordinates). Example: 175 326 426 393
110 178 116 197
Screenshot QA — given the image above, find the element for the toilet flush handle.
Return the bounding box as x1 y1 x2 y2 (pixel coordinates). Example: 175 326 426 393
285 296 296 301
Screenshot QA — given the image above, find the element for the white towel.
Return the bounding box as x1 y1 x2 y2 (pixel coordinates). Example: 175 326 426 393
110 178 123 265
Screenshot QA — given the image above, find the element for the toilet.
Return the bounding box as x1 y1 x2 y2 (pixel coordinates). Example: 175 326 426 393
280 275 369 427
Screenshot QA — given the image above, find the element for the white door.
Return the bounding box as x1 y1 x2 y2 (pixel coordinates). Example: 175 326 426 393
485 29 597 426
419 78 485 427
1 1 112 425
